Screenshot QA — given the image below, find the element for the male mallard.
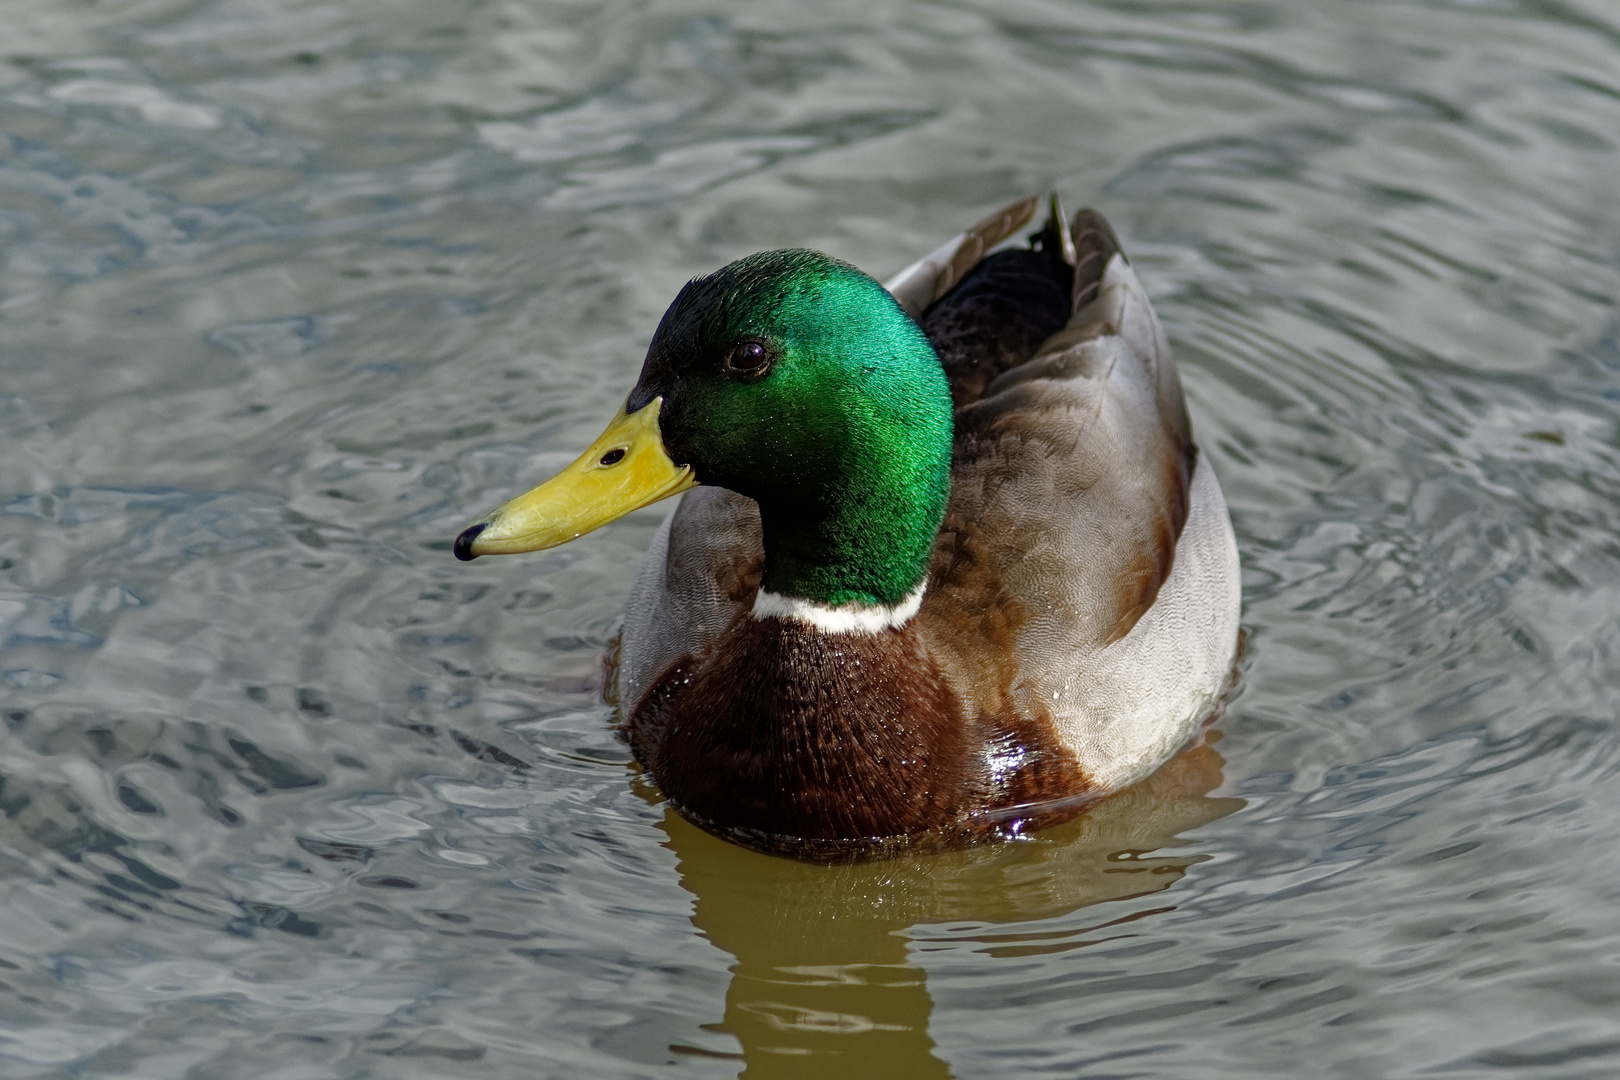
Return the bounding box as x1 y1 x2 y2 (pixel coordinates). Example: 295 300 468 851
455 196 1241 858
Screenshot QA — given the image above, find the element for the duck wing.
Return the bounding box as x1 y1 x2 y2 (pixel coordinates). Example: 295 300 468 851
920 207 1240 791
918 208 1240 793
928 207 1194 649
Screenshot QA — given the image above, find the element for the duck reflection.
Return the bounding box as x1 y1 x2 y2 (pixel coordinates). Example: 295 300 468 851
661 738 1243 1078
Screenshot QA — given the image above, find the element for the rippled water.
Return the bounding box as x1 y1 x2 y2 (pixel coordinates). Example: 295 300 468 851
2 0 1618 1076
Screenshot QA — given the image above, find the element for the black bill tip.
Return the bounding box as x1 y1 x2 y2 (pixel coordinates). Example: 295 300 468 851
453 523 485 562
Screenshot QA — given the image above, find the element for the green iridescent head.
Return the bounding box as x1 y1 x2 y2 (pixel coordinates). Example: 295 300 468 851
455 249 953 609
629 250 952 607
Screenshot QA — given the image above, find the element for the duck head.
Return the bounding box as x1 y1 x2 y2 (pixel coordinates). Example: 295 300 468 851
455 249 953 610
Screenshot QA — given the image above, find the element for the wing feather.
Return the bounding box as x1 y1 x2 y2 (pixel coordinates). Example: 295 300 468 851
884 196 1039 319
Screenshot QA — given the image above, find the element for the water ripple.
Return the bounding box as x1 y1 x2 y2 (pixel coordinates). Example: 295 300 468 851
2 0 1618 1076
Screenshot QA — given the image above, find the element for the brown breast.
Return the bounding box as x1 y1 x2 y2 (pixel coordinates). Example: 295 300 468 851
629 612 1093 856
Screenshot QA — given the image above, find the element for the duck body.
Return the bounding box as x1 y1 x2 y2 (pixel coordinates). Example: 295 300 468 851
458 197 1241 859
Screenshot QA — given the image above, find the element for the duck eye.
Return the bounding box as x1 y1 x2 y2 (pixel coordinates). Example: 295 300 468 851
599 448 626 467
727 341 770 374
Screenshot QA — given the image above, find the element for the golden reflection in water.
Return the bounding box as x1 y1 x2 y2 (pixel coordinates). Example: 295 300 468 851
660 737 1244 1078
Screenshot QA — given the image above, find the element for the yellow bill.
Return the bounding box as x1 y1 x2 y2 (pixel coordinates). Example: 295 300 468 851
454 397 696 560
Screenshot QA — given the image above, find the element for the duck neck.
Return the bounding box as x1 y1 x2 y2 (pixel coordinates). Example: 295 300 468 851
752 419 950 620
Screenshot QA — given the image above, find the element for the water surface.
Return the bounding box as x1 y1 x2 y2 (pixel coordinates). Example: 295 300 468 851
2 1 1619 1076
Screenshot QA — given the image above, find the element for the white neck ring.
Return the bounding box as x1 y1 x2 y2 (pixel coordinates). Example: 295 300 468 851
751 583 926 634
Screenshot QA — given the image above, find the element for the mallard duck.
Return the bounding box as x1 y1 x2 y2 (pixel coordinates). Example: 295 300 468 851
455 196 1241 858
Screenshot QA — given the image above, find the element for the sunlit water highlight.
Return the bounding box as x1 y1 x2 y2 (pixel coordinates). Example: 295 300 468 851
2 1 1619 1077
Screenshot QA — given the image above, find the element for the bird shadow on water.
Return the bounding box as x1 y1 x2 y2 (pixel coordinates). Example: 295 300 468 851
656 738 1244 1078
